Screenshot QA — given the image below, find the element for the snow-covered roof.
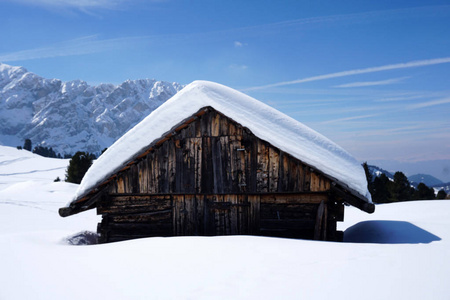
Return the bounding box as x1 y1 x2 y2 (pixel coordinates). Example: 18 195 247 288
69 80 372 206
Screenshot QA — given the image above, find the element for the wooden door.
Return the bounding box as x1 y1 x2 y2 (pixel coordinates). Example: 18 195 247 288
204 195 250 235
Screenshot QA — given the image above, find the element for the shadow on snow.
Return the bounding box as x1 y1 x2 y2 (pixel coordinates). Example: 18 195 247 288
64 231 99 245
344 220 441 244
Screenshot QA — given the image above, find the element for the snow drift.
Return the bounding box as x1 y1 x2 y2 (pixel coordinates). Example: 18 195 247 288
1 146 449 300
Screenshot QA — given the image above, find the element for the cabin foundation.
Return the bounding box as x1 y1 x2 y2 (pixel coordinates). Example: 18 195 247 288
96 193 345 243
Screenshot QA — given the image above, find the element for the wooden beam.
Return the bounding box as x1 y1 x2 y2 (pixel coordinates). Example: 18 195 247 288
314 200 325 240
331 185 375 213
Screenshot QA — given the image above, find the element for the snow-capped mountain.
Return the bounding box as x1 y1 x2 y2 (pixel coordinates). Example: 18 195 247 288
408 174 444 188
367 165 394 181
432 182 450 194
0 63 184 155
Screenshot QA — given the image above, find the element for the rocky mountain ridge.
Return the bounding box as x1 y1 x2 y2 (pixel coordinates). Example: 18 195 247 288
0 63 184 155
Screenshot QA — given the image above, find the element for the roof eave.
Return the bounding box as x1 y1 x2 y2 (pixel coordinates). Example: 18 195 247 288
330 184 375 214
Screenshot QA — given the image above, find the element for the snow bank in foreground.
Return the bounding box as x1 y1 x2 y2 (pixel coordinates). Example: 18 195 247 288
1 200 450 300
1 149 449 300
71 81 371 205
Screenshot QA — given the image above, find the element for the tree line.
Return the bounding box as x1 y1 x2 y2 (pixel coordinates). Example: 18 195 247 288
17 139 71 158
362 162 447 203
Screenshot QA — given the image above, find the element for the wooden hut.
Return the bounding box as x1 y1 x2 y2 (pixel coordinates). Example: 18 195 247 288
59 81 374 243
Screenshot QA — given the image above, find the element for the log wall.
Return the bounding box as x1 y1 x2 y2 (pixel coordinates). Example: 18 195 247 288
97 108 344 243
106 109 332 195
97 193 344 243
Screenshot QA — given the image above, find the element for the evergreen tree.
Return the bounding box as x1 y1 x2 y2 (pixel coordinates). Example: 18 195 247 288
23 139 32 151
391 171 412 202
413 183 435 200
436 189 447 200
33 146 58 158
65 151 95 184
372 173 392 203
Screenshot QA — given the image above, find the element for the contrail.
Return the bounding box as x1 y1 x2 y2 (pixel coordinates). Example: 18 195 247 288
242 57 450 91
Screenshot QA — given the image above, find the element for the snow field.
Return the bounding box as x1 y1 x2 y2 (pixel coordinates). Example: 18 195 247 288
1 146 449 300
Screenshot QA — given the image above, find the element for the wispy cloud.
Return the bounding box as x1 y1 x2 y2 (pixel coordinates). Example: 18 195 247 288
234 41 244 48
320 114 379 124
227 5 450 36
242 57 450 91
408 97 450 109
333 76 409 88
229 64 248 70
376 94 427 102
8 0 135 9
0 35 148 62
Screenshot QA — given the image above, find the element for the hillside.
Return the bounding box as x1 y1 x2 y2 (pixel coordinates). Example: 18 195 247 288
0 63 184 156
1 145 450 299
367 164 394 180
432 182 450 194
408 174 444 188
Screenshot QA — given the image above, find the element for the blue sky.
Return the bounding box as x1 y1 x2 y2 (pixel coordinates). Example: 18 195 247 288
1 0 450 181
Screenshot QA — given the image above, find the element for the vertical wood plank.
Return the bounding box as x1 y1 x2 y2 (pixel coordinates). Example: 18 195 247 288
256 141 269 192
117 176 125 193
193 138 202 193
310 172 320 192
211 111 220 137
211 137 224 194
221 136 232 193
201 110 211 137
245 133 258 193
172 195 183 236
185 194 194 234
195 194 204 236
314 200 325 240
268 147 279 192
152 150 159 193
201 137 213 194
219 113 229 136
248 195 260 235
303 165 311 192
167 139 176 193
236 137 247 193
279 152 289 192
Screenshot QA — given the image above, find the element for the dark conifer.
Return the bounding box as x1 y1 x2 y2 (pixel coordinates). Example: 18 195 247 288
65 151 95 184
436 189 447 200
391 172 412 202
413 183 436 200
23 139 32 151
372 173 391 203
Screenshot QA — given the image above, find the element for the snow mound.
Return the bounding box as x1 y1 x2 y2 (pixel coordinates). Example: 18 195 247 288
70 80 371 205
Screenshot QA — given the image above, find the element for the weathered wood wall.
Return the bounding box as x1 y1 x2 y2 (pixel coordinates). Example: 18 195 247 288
97 108 344 243
97 193 344 243
106 109 331 195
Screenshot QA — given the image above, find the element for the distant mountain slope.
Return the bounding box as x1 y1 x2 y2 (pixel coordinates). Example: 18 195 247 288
408 174 444 188
367 165 394 181
0 63 184 155
432 182 450 194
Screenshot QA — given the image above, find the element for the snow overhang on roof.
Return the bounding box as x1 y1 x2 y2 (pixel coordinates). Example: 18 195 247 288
61 80 373 216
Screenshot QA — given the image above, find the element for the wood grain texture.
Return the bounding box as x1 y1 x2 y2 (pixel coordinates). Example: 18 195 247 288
94 108 347 243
